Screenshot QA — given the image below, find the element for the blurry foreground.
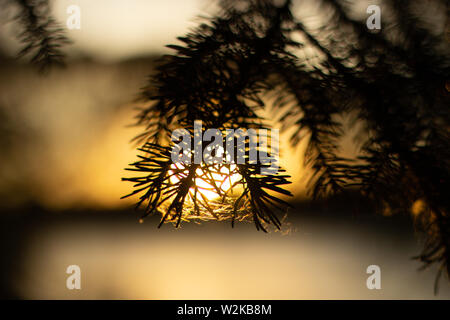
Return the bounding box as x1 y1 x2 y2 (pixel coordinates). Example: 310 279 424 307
1 204 449 299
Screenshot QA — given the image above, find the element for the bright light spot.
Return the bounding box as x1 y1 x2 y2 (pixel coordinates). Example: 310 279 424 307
170 163 241 201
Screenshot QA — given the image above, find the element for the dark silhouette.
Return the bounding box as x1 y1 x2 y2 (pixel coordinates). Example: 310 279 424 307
2 0 70 72
123 0 450 287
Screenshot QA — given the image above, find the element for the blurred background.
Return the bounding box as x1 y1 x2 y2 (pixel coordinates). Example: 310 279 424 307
0 0 448 299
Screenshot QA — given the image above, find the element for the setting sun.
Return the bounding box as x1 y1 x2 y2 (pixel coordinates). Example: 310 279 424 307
169 163 241 201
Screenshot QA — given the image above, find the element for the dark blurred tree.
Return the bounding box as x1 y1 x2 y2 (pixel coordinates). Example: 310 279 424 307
1 0 70 72
123 0 450 288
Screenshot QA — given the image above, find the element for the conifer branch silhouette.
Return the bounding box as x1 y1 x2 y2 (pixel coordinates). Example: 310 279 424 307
123 0 449 285
6 0 70 72
124 0 294 232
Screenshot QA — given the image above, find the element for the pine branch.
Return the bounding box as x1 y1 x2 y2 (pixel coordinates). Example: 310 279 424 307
123 0 450 285
13 0 71 72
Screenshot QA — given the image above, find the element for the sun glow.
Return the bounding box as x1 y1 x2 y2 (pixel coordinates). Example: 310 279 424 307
169 163 241 201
